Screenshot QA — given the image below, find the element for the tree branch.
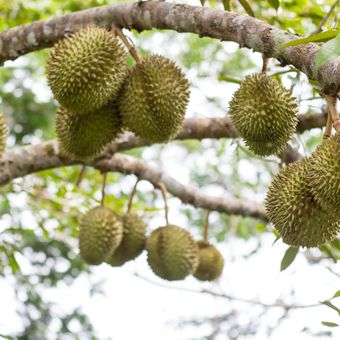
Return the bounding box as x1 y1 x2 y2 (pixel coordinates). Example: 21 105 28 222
0 2 339 94
0 141 267 220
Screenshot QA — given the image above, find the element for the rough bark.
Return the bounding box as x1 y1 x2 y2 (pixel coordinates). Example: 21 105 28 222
0 141 267 220
0 1 339 94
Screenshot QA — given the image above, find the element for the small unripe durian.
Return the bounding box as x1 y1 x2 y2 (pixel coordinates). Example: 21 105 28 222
0 113 8 157
55 101 122 160
146 225 199 281
46 27 128 113
307 135 340 219
193 241 224 281
79 206 123 265
265 158 340 247
229 74 298 156
119 55 190 143
107 213 147 266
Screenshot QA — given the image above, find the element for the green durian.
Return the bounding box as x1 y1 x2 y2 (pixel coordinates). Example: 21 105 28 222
229 73 298 156
55 101 122 160
265 158 340 247
193 241 224 281
119 55 190 143
0 112 8 157
107 213 147 266
307 135 340 218
47 26 128 113
79 206 123 265
146 225 199 281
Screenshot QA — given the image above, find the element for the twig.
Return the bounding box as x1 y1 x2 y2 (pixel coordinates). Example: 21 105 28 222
113 26 142 64
310 0 339 35
203 210 211 244
157 182 169 225
132 272 320 310
324 110 333 139
325 95 340 132
75 165 86 187
101 172 107 207
127 178 140 214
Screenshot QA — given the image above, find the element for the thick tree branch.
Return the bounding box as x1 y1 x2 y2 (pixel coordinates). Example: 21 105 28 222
0 141 267 220
0 2 339 94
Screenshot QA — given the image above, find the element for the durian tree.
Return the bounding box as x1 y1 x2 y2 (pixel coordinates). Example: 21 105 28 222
0 0 340 339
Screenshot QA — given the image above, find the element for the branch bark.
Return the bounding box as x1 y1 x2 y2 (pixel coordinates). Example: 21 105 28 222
0 141 267 220
0 2 339 94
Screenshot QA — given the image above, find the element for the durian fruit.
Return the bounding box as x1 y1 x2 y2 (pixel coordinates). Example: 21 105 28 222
107 213 147 266
55 101 122 160
229 73 298 156
146 225 199 281
79 206 123 265
193 241 224 281
265 158 340 247
46 26 128 114
307 134 340 219
0 112 8 157
119 55 190 143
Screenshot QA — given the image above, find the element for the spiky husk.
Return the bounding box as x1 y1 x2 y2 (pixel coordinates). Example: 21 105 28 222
46 27 128 113
307 135 340 219
229 74 298 156
265 158 340 247
107 213 147 266
146 225 199 281
79 206 123 265
193 241 224 281
56 101 122 160
0 113 8 157
119 55 190 143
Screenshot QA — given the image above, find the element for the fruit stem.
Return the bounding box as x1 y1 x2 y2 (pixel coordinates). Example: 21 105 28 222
261 56 270 74
113 26 142 64
325 95 340 133
157 182 169 225
203 210 210 245
101 172 107 207
76 165 86 187
324 110 333 139
127 178 140 214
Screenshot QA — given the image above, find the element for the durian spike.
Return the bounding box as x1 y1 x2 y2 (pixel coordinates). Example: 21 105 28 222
203 210 211 245
127 178 140 214
101 172 108 207
157 182 169 225
76 165 86 187
113 26 142 64
325 95 340 133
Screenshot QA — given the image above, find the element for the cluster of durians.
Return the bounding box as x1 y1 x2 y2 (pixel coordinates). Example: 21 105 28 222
229 73 339 248
46 26 190 160
79 206 224 282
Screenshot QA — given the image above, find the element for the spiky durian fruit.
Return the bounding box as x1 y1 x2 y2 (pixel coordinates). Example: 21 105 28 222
146 225 199 281
229 73 298 156
107 213 147 266
0 113 8 157
119 55 190 143
56 101 122 160
307 135 340 219
79 206 123 265
46 27 128 113
265 159 340 247
193 241 224 281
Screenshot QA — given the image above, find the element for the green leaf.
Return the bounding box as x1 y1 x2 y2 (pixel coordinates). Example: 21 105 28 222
280 246 299 271
314 34 340 73
322 321 339 327
222 0 231 10
321 300 340 315
332 290 340 299
237 0 255 17
199 0 206 6
218 75 242 84
283 30 340 48
267 0 280 10
8 253 20 274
